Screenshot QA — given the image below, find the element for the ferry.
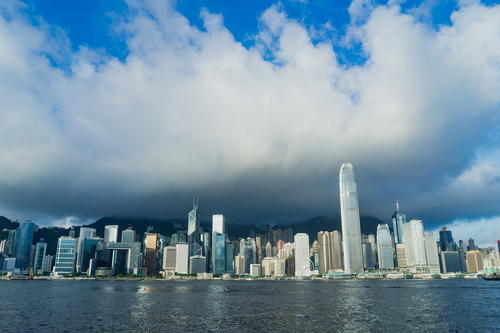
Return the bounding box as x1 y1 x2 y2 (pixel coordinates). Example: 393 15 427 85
464 274 479 279
483 273 500 281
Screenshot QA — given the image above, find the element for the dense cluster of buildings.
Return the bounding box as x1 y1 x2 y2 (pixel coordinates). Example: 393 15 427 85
1 163 499 278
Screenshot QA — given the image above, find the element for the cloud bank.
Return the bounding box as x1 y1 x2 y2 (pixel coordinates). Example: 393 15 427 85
1 0 500 237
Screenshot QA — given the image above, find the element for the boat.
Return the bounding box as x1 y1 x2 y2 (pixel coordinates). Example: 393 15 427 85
483 273 500 281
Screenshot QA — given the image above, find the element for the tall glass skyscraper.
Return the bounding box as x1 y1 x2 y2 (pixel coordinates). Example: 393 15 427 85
294 233 311 278
53 237 77 275
391 201 406 244
13 221 35 270
188 196 200 237
33 241 47 275
339 163 364 274
76 227 96 273
376 224 394 269
213 233 226 275
439 227 456 251
239 238 256 274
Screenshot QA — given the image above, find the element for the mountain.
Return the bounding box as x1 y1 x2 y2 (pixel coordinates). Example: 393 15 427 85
0 216 19 230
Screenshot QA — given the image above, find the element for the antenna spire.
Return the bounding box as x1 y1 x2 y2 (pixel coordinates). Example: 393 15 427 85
396 200 400 211
193 194 198 209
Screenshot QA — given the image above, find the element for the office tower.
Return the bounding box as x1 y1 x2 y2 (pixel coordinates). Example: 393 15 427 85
5 229 16 256
466 250 484 273
255 236 262 264
212 215 225 235
467 238 476 251
250 264 261 277
76 227 97 273
440 251 463 273
225 242 235 274
439 227 457 251
317 231 332 274
189 256 207 274
240 238 256 274
69 227 76 238
121 228 136 243
265 242 272 257
104 225 119 243
424 232 440 273
497 240 500 252
175 243 189 274
234 255 245 275
284 228 294 243
162 246 177 272
80 237 102 274
53 237 77 275
211 214 226 274
377 224 394 270
144 233 158 275
42 255 54 273
396 244 406 267
212 233 226 275
339 163 364 274
331 231 343 270
0 239 5 255
33 242 47 275
188 196 200 237
459 240 468 253
391 201 406 244
285 256 295 275
14 221 35 270
362 241 374 270
170 232 187 247
457 247 467 272
403 220 427 270
294 233 311 278
367 234 377 267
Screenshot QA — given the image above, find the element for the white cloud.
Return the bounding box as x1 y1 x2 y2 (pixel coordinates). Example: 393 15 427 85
0 0 500 223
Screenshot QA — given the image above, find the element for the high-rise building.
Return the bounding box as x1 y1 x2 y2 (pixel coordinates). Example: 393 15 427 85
391 201 406 244
175 243 189 274
212 215 225 235
467 238 477 251
121 228 136 243
339 163 364 274
362 241 374 270
76 227 97 273
317 231 332 274
80 237 102 274
104 225 119 243
33 242 47 275
225 242 235 274
240 238 256 274
265 242 272 257
294 233 311 278
424 232 440 274
331 231 343 270
439 227 457 251
497 240 500 252
439 251 464 273
42 255 54 273
403 220 427 270
250 264 261 277
162 246 176 272
212 233 226 275
144 233 158 275
13 221 35 270
377 224 394 270
189 255 206 274
5 229 16 257
234 255 245 275
188 196 200 237
466 250 484 273
396 244 406 267
53 237 77 275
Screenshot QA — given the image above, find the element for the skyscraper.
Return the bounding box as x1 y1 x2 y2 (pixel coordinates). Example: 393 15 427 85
144 233 158 275
424 232 440 274
211 214 226 274
317 231 332 274
13 221 35 270
76 227 96 273
331 230 343 270
339 163 364 274
104 225 119 243
439 227 456 251
53 236 77 275
162 246 176 273
121 228 136 243
239 238 256 274
294 233 311 278
33 241 47 275
175 243 189 274
391 201 406 244
377 224 394 270
188 196 200 237
402 220 427 269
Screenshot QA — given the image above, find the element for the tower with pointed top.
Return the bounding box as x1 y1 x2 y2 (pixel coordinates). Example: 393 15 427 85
188 195 199 237
339 163 364 274
392 200 406 244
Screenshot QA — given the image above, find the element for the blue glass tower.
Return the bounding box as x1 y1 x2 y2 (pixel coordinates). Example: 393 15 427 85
391 201 406 244
14 221 35 270
213 233 226 275
54 237 77 275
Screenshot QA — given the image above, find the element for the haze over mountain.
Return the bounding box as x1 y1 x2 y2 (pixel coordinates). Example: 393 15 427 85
1 0 500 247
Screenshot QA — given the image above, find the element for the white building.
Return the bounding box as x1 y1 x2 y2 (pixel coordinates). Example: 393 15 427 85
424 232 440 274
403 220 439 273
250 264 261 277
212 215 225 235
339 163 364 274
294 233 311 278
377 224 394 270
104 225 119 243
162 246 176 272
175 243 189 274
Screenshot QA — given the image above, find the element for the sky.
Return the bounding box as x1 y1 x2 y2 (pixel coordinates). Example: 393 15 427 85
1 0 500 246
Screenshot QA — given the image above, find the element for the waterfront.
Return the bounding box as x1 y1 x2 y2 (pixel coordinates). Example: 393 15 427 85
0 279 498 332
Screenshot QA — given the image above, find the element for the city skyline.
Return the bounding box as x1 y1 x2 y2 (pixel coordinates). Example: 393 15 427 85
1 1 500 247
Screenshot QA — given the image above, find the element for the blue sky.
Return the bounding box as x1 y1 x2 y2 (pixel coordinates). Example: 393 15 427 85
1 0 500 246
